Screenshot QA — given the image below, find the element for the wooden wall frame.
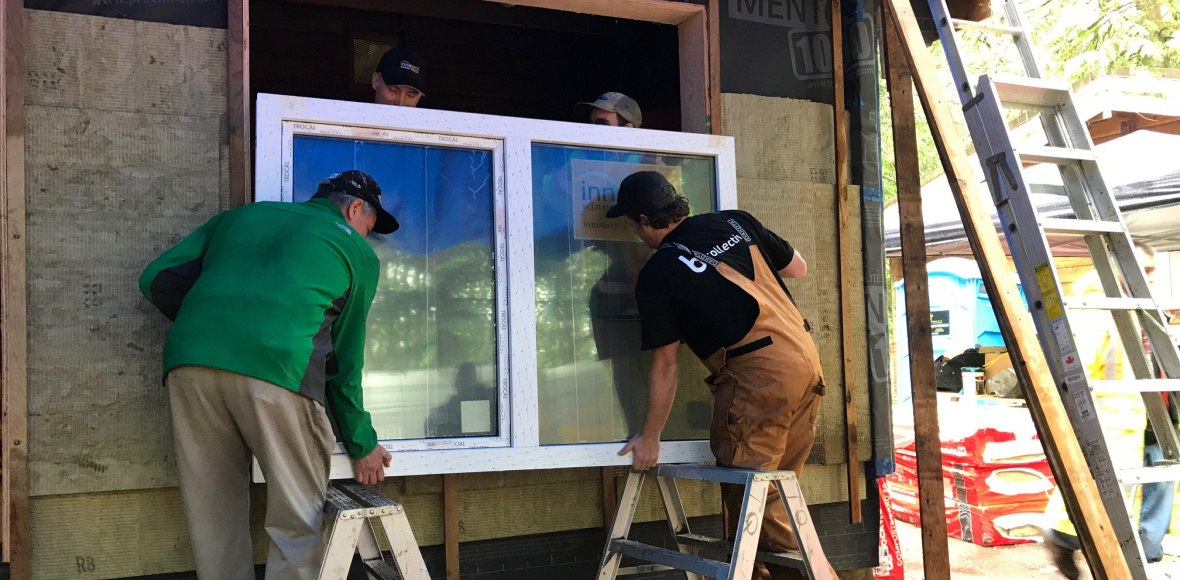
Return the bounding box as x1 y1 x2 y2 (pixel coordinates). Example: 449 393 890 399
227 0 720 205
0 0 28 577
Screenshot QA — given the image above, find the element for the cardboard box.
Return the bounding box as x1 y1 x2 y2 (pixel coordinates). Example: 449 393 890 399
981 347 1013 382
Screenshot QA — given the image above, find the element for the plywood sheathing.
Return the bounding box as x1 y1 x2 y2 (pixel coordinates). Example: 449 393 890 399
25 9 228 497
722 94 872 491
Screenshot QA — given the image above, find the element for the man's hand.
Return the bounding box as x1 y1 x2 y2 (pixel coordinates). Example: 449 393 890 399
619 433 661 471
353 445 392 486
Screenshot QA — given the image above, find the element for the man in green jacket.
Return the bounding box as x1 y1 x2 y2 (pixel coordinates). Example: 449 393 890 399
140 170 397 580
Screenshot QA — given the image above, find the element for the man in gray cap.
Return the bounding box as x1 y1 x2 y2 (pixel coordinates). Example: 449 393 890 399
575 92 643 127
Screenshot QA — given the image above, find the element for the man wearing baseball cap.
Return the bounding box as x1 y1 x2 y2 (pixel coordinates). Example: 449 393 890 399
610 171 835 580
140 170 397 579
373 46 426 107
575 92 643 127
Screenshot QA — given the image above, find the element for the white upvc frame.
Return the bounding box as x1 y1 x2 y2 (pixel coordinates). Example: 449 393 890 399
255 93 737 479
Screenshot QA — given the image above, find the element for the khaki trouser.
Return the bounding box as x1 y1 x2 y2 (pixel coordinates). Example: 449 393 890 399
168 365 335 580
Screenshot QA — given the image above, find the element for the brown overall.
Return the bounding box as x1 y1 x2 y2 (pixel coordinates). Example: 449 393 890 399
701 245 829 580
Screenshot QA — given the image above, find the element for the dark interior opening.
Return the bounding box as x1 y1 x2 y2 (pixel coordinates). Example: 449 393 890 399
250 0 683 130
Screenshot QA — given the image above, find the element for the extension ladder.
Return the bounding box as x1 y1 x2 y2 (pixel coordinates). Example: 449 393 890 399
596 465 835 580
319 480 430 580
926 0 1180 576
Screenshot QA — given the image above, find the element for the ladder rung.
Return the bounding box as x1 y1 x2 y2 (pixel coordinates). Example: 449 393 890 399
654 464 796 484
1029 183 1068 196
1017 145 1097 165
991 77 1072 108
1040 218 1124 236
1120 462 1180 485
609 539 729 578
675 534 807 569
1064 296 1156 310
951 18 1022 36
1092 379 1180 393
363 560 401 580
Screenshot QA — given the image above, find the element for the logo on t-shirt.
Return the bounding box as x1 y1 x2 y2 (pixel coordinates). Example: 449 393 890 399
334 222 353 236
678 255 707 273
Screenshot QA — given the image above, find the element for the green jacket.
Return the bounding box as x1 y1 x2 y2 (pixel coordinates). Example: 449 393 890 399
140 198 380 459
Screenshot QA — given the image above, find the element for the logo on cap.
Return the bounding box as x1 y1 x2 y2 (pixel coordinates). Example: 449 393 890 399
401 60 420 74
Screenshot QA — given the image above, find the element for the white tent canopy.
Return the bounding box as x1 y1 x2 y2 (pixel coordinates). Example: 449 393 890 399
884 130 1180 256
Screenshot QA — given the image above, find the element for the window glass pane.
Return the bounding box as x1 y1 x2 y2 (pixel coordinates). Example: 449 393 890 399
293 135 499 441
532 144 716 445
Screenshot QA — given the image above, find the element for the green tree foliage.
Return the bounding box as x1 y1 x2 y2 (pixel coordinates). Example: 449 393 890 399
878 0 1180 206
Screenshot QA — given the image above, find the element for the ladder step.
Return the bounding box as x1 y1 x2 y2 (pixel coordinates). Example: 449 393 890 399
1017 145 1097 165
951 18 1022 36
1120 462 1180 485
1029 183 1068 196
609 539 729 578
363 560 401 580
675 533 807 569
1092 379 1180 393
1064 296 1156 310
1040 218 1124 236
991 76 1072 108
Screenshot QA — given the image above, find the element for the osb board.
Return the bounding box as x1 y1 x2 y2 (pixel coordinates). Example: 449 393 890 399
25 9 227 117
721 93 835 184
25 105 223 496
736 177 871 475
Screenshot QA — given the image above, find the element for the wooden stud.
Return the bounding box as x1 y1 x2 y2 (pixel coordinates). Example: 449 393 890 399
0 0 28 576
883 1 1132 578
678 8 709 134
229 0 252 207
882 12 949 578
831 0 861 524
707 0 722 135
600 467 618 530
443 473 460 580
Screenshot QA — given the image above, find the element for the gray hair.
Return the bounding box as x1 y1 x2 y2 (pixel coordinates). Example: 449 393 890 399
315 190 377 217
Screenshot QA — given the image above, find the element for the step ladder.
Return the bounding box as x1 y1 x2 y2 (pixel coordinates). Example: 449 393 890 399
925 0 1180 576
319 480 430 580
596 465 835 580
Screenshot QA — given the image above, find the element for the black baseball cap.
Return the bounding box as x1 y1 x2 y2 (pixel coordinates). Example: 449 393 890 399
315 170 399 234
376 47 426 94
605 171 676 219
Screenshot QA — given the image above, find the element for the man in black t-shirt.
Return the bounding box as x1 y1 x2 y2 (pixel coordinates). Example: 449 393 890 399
609 171 831 580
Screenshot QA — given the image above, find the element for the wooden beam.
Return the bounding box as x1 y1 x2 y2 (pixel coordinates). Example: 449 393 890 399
883 1 1132 578
443 473 460 580
678 8 708 133
0 13 27 578
481 0 703 25
882 12 949 578
707 0 722 134
600 467 618 529
229 0 252 207
0 0 28 576
831 0 861 524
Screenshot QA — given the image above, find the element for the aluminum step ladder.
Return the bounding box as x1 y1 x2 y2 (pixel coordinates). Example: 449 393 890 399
925 0 1180 576
596 465 835 580
319 480 430 580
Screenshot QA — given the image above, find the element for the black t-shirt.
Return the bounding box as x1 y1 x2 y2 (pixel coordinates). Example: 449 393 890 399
635 210 797 360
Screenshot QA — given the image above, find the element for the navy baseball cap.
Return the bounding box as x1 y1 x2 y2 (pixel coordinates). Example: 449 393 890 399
376 47 426 94
605 171 676 219
315 170 399 234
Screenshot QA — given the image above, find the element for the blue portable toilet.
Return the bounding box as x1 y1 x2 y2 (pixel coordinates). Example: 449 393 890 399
893 257 1025 403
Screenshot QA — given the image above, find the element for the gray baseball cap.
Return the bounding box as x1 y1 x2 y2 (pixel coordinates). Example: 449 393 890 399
575 92 642 127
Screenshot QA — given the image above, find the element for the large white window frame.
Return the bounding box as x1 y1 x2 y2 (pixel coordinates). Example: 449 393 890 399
255 93 737 478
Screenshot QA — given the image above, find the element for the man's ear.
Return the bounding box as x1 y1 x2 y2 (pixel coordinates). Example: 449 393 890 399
372 72 382 91
638 214 652 227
